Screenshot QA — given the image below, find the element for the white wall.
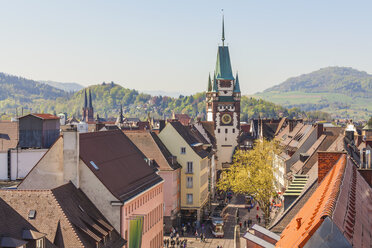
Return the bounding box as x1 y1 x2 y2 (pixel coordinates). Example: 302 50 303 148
0 152 7 180
0 149 47 181
10 149 47 180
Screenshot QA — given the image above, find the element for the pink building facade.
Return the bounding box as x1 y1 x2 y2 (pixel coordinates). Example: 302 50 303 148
122 182 164 248
158 170 180 227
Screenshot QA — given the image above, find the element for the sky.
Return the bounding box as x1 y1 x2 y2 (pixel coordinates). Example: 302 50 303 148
1 0 372 95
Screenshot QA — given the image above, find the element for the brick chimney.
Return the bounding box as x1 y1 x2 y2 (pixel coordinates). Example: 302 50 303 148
318 151 346 183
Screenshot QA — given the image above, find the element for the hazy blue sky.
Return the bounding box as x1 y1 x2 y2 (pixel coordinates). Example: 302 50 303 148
1 0 372 95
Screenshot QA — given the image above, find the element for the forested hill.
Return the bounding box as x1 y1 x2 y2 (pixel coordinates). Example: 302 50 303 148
264 67 372 97
0 76 312 121
45 82 309 121
256 67 372 120
0 72 69 101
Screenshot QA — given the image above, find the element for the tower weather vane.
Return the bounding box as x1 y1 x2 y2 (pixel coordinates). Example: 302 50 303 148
221 9 225 47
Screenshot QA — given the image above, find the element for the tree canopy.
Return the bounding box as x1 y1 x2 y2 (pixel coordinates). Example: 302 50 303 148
217 139 281 226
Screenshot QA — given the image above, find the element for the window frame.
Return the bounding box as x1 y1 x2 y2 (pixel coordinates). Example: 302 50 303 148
186 161 193 174
186 194 193 204
186 176 193 188
181 147 186 154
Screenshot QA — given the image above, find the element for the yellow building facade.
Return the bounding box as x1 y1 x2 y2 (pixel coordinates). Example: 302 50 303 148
159 121 211 221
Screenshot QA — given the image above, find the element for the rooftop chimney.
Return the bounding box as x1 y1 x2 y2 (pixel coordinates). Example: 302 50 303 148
63 129 80 188
317 123 324 139
289 121 294 133
318 151 346 183
296 218 302 230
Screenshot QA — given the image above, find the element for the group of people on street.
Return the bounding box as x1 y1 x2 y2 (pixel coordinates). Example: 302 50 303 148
163 238 187 248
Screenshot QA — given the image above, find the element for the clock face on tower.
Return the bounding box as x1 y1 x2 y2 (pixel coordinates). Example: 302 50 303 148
221 113 232 125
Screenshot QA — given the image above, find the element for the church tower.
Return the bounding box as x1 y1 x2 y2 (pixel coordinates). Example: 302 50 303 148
206 16 241 169
82 89 94 122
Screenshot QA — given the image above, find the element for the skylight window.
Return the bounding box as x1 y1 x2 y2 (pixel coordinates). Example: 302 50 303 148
90 161 99 170
28 210 36 219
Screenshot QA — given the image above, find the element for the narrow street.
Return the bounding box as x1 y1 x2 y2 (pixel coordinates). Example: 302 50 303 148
164 194 265 248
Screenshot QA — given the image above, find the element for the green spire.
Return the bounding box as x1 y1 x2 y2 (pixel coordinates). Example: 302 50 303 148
207 73 212 92
212 74 218 92
234 72 241 93
215 16 234 80
222 15 225 47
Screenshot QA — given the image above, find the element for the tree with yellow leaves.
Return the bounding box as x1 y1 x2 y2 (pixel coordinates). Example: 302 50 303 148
217 139 281 226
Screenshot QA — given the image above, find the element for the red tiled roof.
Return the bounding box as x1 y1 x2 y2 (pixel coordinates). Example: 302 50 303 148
240 123 250 133
276 155 347 247
25 113 60 120
276 155 372 247
174 114 191 126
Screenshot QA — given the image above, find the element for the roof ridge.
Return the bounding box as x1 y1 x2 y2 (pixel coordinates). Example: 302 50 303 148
320 154 347 218
50 190 85 248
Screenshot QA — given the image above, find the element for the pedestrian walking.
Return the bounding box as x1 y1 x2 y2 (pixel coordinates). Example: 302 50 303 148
195 230 198 240
244 220 247 227
258 216 261 224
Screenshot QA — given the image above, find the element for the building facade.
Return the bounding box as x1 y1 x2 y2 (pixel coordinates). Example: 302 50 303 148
206 17 241 170
159 121 211 222
125 131 182 231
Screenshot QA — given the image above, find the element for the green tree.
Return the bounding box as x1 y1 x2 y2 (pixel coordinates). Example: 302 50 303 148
217 139 281 226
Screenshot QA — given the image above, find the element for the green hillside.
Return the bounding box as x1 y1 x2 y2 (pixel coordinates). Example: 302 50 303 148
256 67 372 120
0 74 309 121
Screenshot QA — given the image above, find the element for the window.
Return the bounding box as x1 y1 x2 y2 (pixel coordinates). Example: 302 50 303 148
186 177 193 188
187 194 193 204
225 128 228 133
187 162 193 173
181 147 186 154
36 238 43 248
218 128 220 133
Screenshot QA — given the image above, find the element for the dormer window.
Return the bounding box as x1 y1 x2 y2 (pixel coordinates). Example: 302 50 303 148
28 210 36 220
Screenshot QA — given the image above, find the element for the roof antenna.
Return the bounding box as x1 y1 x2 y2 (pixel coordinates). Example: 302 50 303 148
221 9 225 47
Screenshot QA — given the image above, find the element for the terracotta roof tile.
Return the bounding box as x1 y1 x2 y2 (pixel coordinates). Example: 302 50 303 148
276 155 347 247
26 113 60 120
276 155 372 247
0 183 125 247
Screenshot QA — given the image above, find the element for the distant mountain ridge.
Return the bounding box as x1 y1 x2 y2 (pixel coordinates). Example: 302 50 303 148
40 80 84 92
0 72 69 102
264 66 372 97
256 67 372 119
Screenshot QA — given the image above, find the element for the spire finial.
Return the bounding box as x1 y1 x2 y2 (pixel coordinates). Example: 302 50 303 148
221 10 225 46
